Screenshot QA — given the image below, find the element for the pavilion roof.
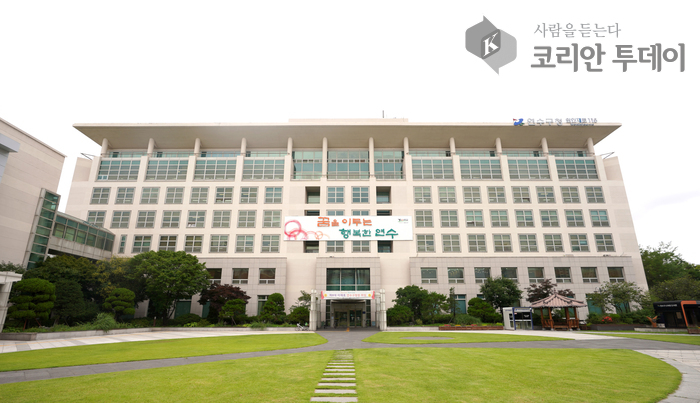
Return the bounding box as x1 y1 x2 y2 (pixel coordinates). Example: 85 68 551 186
531 293 587 308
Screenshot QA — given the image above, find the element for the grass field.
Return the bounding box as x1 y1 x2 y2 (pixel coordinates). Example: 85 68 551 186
0 333 326 372
363 332 567 344
0 348 679 403
590 333 700 346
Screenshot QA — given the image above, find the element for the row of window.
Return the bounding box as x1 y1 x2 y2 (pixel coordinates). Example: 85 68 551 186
415 209 609 228
97 156 598 181
205 268 277 285
88 210 282 229
119 234 281 254
90 185 605 206
415 233 614 253
420 266 625 284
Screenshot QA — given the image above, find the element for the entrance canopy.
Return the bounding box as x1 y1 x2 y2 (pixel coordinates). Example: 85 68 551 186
322 290 375 300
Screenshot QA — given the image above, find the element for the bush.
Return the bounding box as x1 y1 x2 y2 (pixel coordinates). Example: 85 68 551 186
455 314 482 325
387 305 412 326
196 319 211 327
415 319 423 326
129 318 154 328
587 313 603 324
171 313 202 326
432 314 453 324
610 314 622 324
92 312 118 331
250 321 267 330
287 306 310 325
467 298 501 323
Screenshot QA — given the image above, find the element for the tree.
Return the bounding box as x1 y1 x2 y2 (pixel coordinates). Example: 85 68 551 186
480 277 523 311
0 260 26 275
219 299 247 325
24 255 102 302
198 284 251 320
103 288 136 320
641 242 697 287
386 305 412 326
95 257 148 303
8 278 56 329
420 291 449 324
260 293 286 323
393 285 429 321
467 298 501 323
53 279 85 325
526 279 573 303
130 250 210 325
589 281 645 314
290 291 311 311
650 277 700 301
287 306 310 325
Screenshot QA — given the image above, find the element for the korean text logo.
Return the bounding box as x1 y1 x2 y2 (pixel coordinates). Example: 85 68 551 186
465 17 517 74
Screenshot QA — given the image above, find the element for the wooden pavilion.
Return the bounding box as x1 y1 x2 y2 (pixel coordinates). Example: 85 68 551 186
531 294 587 330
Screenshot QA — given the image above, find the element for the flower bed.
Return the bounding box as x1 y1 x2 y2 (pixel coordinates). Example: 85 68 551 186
589 324 646 331
439 325 504 331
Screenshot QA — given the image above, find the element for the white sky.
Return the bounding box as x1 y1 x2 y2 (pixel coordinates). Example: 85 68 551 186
1 1 698 263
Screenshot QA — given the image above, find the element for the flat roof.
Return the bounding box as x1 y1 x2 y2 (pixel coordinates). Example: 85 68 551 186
73 119 621 150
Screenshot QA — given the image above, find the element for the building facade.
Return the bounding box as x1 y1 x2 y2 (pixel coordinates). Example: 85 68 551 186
65 119 647 325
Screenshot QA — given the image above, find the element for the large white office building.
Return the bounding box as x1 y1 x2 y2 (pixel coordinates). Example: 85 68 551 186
65 119 647 326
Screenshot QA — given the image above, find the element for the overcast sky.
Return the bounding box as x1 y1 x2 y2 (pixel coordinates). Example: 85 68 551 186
1 1 698 263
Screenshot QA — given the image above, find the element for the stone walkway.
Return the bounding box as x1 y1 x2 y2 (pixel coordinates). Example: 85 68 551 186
311 350 357 402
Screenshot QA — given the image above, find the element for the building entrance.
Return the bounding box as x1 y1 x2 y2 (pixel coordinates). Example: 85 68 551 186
330 302 367 328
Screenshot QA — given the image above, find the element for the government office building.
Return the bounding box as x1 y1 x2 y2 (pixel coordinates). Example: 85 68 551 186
65 119 648 326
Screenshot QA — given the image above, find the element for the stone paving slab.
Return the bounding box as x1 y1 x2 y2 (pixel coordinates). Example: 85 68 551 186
321 378 356 381
318 383 355 387
315 389 356 394
638 350 700 403
310 398 358 402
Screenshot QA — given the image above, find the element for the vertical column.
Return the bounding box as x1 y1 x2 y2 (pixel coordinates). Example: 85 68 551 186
194 138 201 155
495 137 502 155
241 138 247 155
236 138 246 182
403 137 410 181
586 137 595 155
368 137 375 179
449 137 456 155
147 138 155 155
541 138 549 155
450 137 458 180
285 137 293 183
322 137 328 180
309 289 317 331
101 138 110 155
330 302 335 329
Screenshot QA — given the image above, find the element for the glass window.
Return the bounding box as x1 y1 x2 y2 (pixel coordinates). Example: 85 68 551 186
187 211 206 228
544 234 564 252
190 187 209 204
475 267 490 283
184 235 203 253
566 210 585 227
212 210 231 228
162 211 181 228
159 235 177 251
487 186 506 203
501 267 518 282
512 187 531 203
448 267 464 283
421 268 438 284
327 150 370 180
91 188 110 204
377 240 393 253
110 211 131 228
215 187 233 204
242 159 284 180
374 150 404 179
376 188 391 204
207 268 222 285
352 187 369 203
326 240 344 253
146 160 188 181
412 159 454 180
608 267 625 283
261 235 280 253
519 234 538 252
536 186 555 203
263 210 281 228
240 187 258 203
463 186 481 203
238 210 256 228
561 186 580 203
586 186 605 203
326 268 370 291
515 210 534 227
556 159 598 180
590 210 610 227
140 187 160 204
570 234 590 252
582 267 598 283
417 234 435 252
232 268 248 284
327 210 344 216
468 234 487 252
164 187 184 204
304 241 319 253
118 235 127 254
352 210 369 216
97 160 140 181
438 187 456 203
528 267 545 283
210 235 228 253
596 234 615 252
352 240 370 253
460 159 502 179
493 234 512 252
305 210 320 217
265 187 283 204
465 210 484 227
87 211 105 227
508 159 550 180
136 211 156 228
440 210 459 227
540 210 559 227
257 295 268 315
236 235 254 253
327 187 344 203
193 160 236 180
259 268 276 284
442 234 461 252
115 187 135 204
132 235 151 253
414 187 431 203
292 151 322 180
377 210 392 216
490 210 509 227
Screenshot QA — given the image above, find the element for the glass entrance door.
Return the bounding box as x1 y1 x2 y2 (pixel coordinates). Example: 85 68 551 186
337 312 348 327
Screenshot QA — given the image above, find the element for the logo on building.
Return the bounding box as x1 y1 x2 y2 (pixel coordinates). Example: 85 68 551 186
465 17 517 74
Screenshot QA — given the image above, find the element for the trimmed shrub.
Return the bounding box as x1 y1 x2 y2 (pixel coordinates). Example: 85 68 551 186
455 314 482 325
92 312 118 331
387 305 412 326
171 313 202 326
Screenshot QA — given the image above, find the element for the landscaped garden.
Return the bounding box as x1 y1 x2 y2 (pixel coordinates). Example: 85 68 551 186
589 333 700 346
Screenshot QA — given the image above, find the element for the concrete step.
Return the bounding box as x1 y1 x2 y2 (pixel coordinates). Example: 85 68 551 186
314 389 356 394
324 369 355 372
318 383 356 387
310 397 358 402
321 378 356 381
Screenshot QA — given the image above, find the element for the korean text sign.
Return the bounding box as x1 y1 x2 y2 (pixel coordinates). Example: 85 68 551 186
283 216 413 241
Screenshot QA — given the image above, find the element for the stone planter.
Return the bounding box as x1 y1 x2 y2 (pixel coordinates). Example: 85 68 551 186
438 325 504 331
589 324 645 331
688 327 700 334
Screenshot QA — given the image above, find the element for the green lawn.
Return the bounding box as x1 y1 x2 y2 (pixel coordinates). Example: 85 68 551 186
363 332 567 344
355 348 680 403
591 333 700 345
0 333 326 372
0 348 679 403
